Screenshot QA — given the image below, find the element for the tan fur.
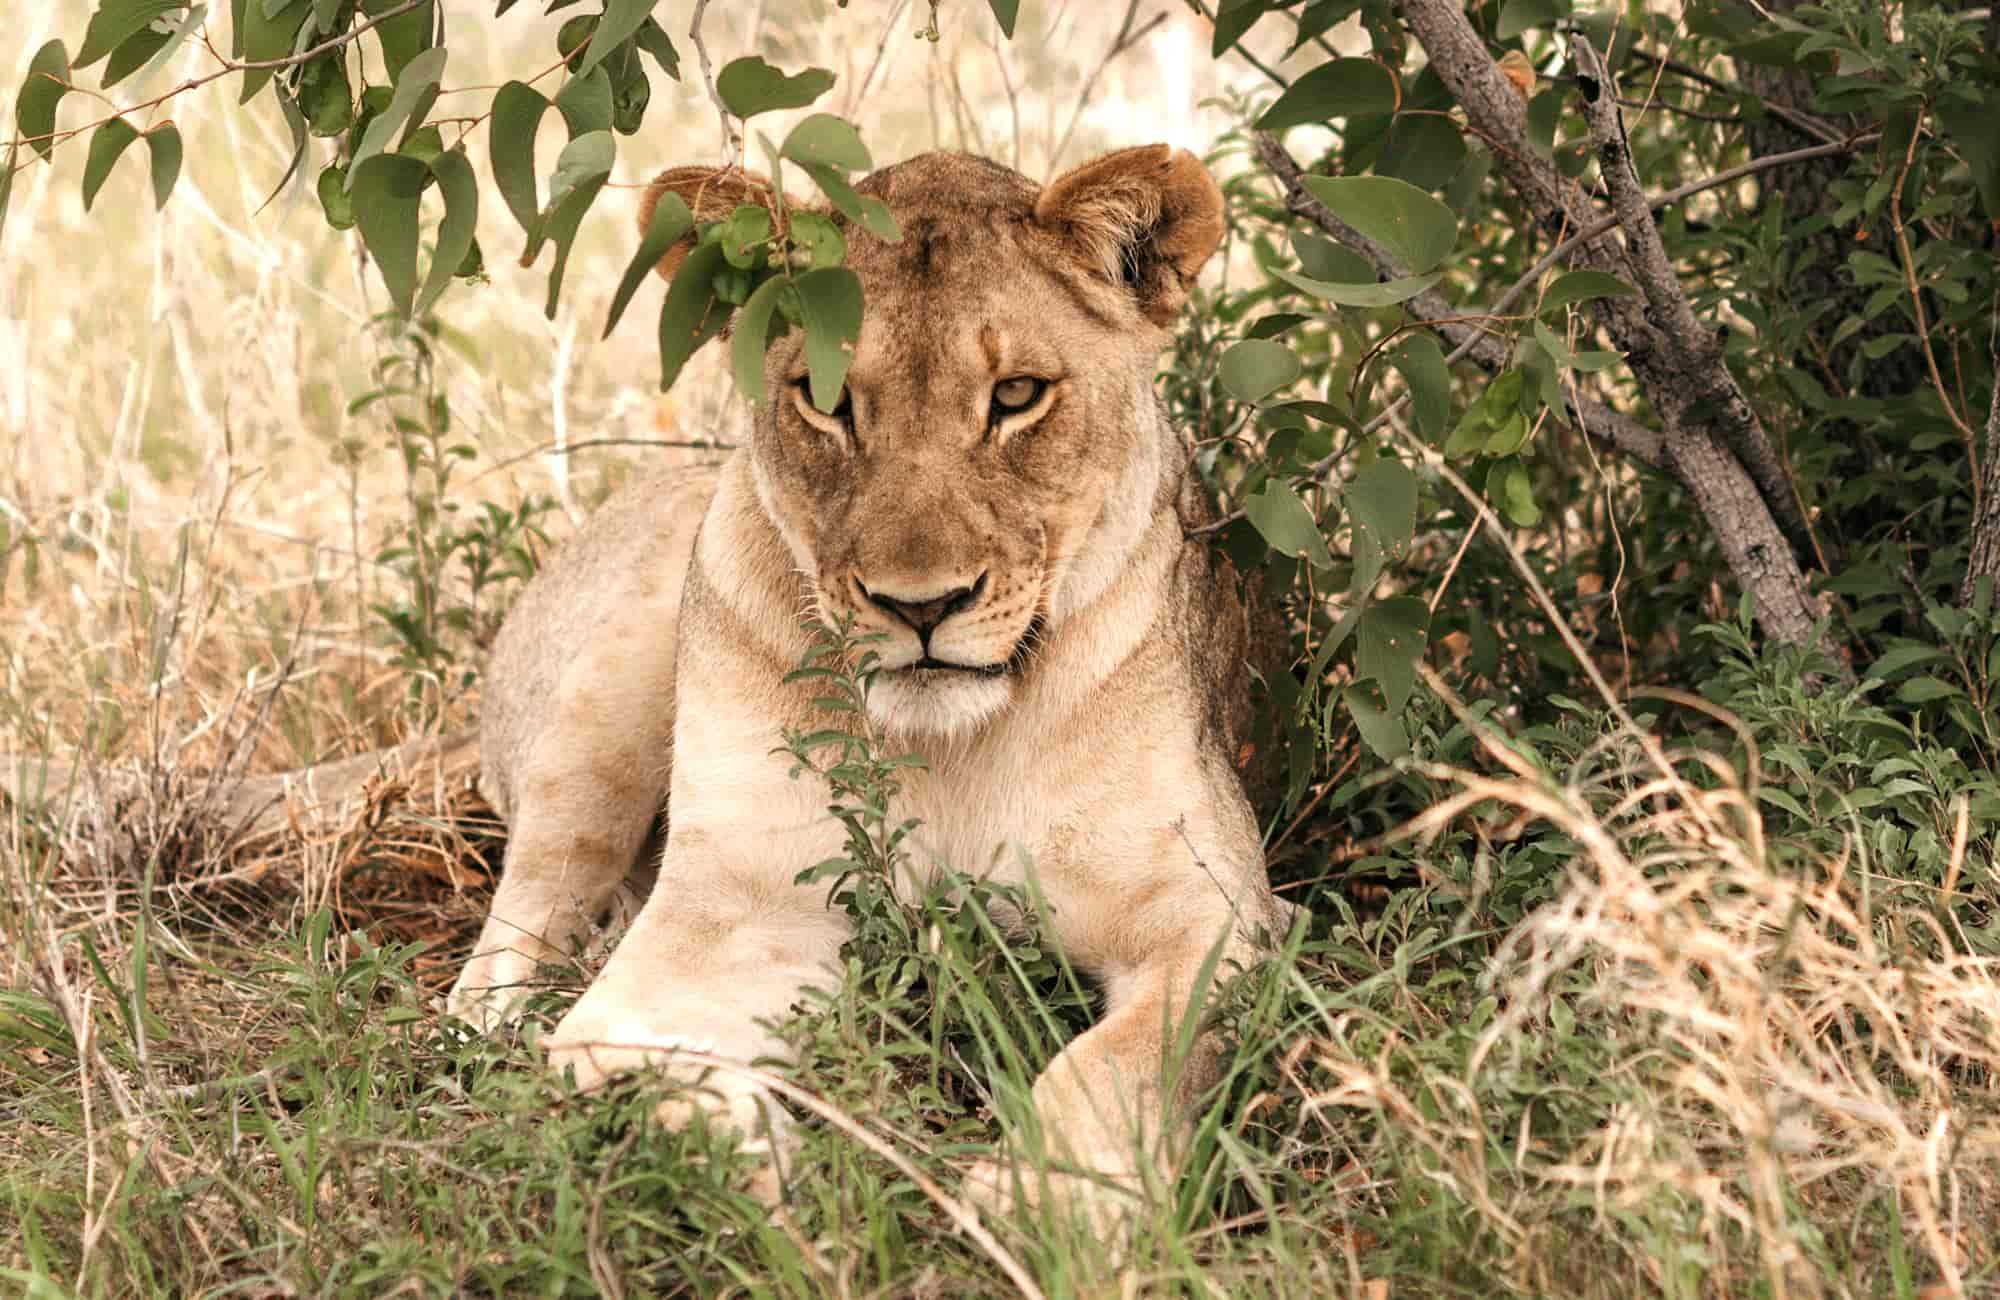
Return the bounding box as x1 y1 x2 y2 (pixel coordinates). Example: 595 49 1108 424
447 146 1279 1230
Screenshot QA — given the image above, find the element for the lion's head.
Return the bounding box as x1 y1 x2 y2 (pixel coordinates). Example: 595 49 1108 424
641 146 1225 738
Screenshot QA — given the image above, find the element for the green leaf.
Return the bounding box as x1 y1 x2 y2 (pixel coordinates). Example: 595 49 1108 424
1300 175 1457 273
1269 266 1443 307
1255 58 1398 131
359 0 434 80
795 267 863 414
142 123 181 208
730 274 790 401
986 0 1019 37
349 151 429 316
782 114 871 172
539 173 609 318
347 46 446 184
416 148 477 317
490 80 550 235
541 130 614 214
1292 230 1373 283
716 56 835 120
1219 339 1302 404
719 203 772 268
796 160 900 242
1483 410 1530 457
1525 87 1563 160
1533 319 1621 374
575 0 657 78
77 0 185 70
1898 676 1964 704
554 66 613 136
657 240 730 391
604 191 692 338
18 41 72 162
1489 458 1540 527
1868 643 1948 680
1212 0 1273 56
1443 404 1489 459
1243 480 1334 569
1356 595 1429 712
236 0 310 103
1539 269 1638 313
1937 96 2000 221
1346 459 1417 560
531 133 614 315
108 2 206 90
81 119 143 212
1497 0 1570 40
1344 679 1409 759
1376 113 1467 191
788 210 846 270
315 161 354 229
298 51 354 136
634 19 679 79
1386 332 1450 439
256 77 310 210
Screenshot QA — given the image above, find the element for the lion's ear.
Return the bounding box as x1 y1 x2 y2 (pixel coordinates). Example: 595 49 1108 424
1033 145 1225 326
638 165 786 281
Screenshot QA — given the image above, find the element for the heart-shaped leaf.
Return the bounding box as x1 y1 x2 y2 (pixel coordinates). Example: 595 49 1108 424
717 56 835 120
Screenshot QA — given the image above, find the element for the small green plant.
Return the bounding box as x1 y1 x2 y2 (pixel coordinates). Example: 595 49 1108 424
351 312 550 721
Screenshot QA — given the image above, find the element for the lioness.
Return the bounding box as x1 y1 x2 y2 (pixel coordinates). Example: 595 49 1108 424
447 144 1282 1223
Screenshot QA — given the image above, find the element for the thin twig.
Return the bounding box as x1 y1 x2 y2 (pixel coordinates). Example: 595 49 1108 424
470 437 737 484
1047 1 1167 169
1623 45 1844 145
689 0 739 160
1886 110 1980 503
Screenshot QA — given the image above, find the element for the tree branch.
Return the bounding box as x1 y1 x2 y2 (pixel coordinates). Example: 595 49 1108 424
1388 0 1843 668
1572 35 1812 552
1250 130 1664 468
1960 362 2000 605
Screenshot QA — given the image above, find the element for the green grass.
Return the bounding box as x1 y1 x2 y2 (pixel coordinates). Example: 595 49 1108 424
7 669 2000 1298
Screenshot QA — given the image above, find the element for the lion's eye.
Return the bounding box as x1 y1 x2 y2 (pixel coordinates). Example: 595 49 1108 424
791 379 853 437
990 376 1048 420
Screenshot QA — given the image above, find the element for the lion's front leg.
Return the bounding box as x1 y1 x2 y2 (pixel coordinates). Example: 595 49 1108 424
543 852 849 1199
966 925 1256 1235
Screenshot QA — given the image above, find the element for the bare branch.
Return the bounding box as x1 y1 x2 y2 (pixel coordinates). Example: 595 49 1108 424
1046 1 1166 169
1960 355 2000 604
1572 35 1812 552
689 0 739 160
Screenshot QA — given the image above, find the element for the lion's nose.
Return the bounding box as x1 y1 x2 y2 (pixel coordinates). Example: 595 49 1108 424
855 572 988 640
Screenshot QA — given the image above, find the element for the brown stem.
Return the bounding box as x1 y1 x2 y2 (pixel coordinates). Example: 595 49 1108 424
1571 36 1814 553
1960 367 2000 605
1885 109 1982 506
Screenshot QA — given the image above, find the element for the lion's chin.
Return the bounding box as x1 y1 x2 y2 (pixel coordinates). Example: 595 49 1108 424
865 670 1014 741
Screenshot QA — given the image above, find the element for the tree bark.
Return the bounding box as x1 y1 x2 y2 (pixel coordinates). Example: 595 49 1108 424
1388 0 1847 674
1960 374 2000 605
